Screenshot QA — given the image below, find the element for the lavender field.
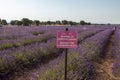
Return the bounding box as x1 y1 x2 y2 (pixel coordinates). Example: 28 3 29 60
0 25 120 80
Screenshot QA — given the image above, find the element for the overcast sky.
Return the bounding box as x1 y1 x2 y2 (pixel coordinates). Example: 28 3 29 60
0 0 120 24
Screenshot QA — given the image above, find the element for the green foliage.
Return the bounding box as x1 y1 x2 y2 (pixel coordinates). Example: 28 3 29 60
10 20 16 25
14 42 21 47
33 20 40 26
0 58 9 74
1 19 7 25
80 20 85 25
21 18 31 26
0 24 2 27
0 58 6 73
69 21 77 25
39 52 79 80
46 21 52 25
39 70 58 80
38 59 64 80
62 20 68 25
56 20 61 25
15 20 23 26
11 35 18 39
0 18 92 26
32 31 44 35
0 43 13 50
40 35 53 42
16 53 28 64
0 19 1 25
49 42 56 48
0 41 64 77
80 20 91 25
23 39 33 45
0 35 54 50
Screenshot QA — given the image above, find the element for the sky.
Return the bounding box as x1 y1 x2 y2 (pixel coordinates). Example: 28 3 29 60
0 0 120 24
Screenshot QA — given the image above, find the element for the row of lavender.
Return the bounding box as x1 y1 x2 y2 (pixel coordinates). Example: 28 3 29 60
0 25 112 43
0 28 103 55
0 26 104 52
0 38 64 78
0 26 82 40
0 33 55 51
0 27 104 78
34 29 113 80
0 25 113 40
0 26 84 51
112 28 120 77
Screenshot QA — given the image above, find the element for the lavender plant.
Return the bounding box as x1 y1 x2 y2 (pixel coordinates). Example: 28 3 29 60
112 28 120 77
36 29 113 80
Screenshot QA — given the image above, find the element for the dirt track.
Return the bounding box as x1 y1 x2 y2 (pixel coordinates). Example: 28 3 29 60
95 32 120 80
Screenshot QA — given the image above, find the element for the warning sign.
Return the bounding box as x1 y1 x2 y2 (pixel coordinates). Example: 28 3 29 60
57 31 78 48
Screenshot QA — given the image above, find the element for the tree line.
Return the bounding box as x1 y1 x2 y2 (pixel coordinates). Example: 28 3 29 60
0 18 91 27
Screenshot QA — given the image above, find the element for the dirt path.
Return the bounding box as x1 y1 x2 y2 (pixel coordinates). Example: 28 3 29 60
95 32 120 80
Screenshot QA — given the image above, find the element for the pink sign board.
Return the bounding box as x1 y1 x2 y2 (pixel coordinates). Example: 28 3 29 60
57 31 78 48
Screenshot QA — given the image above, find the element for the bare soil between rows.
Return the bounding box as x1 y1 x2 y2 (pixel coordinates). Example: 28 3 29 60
95 32 120 80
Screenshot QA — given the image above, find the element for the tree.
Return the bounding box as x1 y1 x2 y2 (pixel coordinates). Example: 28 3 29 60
80 20 85 25
56 20 61 25
51 21 56 25
34 20 40 26
69 21 78 25
0 19 1 24
41 22 47 25
1 19 7 25
46 21 52 25
10 20 16 25
68 21 74 25
21 18 31 26
62 20 68 25
87 22 91 25
16 20 23 26
0 19 2 27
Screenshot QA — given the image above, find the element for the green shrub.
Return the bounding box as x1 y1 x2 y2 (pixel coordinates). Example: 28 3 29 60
0 43 13 50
